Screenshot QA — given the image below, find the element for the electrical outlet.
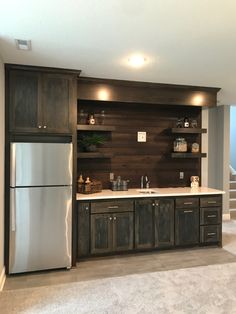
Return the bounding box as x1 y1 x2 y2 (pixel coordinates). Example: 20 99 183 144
137 131 146 142
179 172 184 179
109 172 114 181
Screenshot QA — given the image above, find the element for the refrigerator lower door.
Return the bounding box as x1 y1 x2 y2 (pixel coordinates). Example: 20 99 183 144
9 186 72 274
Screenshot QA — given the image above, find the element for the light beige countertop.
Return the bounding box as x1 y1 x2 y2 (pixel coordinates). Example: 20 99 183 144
77 187 225 201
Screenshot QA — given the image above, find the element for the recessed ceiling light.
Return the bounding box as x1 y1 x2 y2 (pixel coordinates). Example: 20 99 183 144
128 54 147 68
15 39 32 51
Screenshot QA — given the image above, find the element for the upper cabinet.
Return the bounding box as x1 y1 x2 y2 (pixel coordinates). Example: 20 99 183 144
6 65 81 134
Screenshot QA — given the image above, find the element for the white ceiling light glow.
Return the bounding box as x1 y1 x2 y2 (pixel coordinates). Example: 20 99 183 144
128 54 147 68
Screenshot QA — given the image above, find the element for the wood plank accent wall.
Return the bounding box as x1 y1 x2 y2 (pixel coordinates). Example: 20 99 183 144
77 100 202 189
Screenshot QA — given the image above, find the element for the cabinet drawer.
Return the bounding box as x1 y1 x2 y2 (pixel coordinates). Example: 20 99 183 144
175 197 199 209
91 200 134 214
200 225 221 243
200 196 222 207
200 207 221 225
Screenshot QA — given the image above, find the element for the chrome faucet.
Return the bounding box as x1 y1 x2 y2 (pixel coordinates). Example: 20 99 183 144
141 175 150 189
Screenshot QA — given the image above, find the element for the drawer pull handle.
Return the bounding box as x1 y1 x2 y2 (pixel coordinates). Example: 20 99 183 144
207 201 217 204
184 210 193 213
207 214 216 218
184 202 193 205
108 206 119 209
207 232 216 236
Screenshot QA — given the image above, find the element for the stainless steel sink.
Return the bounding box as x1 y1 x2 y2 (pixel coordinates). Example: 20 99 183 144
136 189 158 194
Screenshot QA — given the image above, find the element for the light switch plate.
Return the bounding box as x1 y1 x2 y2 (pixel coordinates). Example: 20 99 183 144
137 132 146 142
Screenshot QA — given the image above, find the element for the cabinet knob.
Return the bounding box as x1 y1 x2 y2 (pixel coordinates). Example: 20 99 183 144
43 125 47 129
38 125 42 129
152 203 155 207
109 217 112 221
85 207 89 211
113 216 117 221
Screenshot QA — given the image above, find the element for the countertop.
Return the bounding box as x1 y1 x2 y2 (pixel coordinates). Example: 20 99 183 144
76 187 225 201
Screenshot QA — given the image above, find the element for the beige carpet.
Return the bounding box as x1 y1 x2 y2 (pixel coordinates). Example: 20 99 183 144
1 262 236 314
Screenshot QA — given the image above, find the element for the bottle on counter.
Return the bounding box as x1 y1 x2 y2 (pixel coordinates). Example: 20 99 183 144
78 174 84 193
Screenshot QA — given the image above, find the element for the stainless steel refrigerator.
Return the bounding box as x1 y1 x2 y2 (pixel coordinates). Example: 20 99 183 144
9 142 73 274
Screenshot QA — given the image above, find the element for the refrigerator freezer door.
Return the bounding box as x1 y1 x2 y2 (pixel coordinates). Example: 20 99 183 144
10 143 72 187
9 186 72 274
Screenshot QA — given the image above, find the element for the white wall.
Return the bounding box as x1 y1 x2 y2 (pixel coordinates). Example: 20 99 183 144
230 106 236 170
208 105 230 213
0 56 5 288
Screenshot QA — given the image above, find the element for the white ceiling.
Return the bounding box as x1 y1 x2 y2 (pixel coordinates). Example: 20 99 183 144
1 0 236 105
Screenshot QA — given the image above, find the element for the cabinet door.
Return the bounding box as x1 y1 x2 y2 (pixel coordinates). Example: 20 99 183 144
154 199 174 248
77 202 90 257
135 199 154 249
113 212 133 251
42 73 73 133
9 70 42 132
175 207 199 246
91 214 113 254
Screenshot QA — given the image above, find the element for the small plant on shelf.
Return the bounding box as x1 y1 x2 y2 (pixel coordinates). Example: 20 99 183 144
78 134 106 152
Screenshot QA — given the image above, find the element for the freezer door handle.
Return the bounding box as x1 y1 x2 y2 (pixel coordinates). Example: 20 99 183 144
10 143 16 187
10 189 16 232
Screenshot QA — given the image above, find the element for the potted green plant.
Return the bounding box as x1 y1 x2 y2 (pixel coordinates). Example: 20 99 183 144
78 134 106 152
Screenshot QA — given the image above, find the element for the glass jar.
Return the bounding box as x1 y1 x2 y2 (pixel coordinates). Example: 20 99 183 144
173 138 187 152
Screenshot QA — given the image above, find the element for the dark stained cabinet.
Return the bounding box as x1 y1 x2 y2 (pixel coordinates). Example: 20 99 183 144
199 196 222 245
9 71 40 132
135 199 154 249
77 202 90 257
113 212 133 251
175 207 199 246
135 198 174 249
42 73 73 133
78 194 222 261
154 199 174 248
7 66 78 134
91 213 113 254
91 212 133 254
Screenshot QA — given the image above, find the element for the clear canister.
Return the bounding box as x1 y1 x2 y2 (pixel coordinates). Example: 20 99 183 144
173 138 187 152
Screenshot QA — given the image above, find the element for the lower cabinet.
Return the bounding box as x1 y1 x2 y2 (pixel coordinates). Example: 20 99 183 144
135 199 154 249
77 194 222 260
91 212 133 254
154 199 174 248
199 196 222 245
77 202 90 257
175 207 199 246
135 198 174 249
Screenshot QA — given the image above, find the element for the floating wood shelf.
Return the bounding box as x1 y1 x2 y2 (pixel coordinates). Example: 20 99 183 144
171 153 207 158
170 128 207 134
77 152 114 159
77 125 116 131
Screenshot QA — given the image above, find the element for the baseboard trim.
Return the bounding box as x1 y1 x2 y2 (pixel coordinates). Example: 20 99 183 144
223 213 230 221
0 266 6 291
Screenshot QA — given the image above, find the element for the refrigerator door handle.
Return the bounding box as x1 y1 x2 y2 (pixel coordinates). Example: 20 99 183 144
10 189 16 232
10 143 16 187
